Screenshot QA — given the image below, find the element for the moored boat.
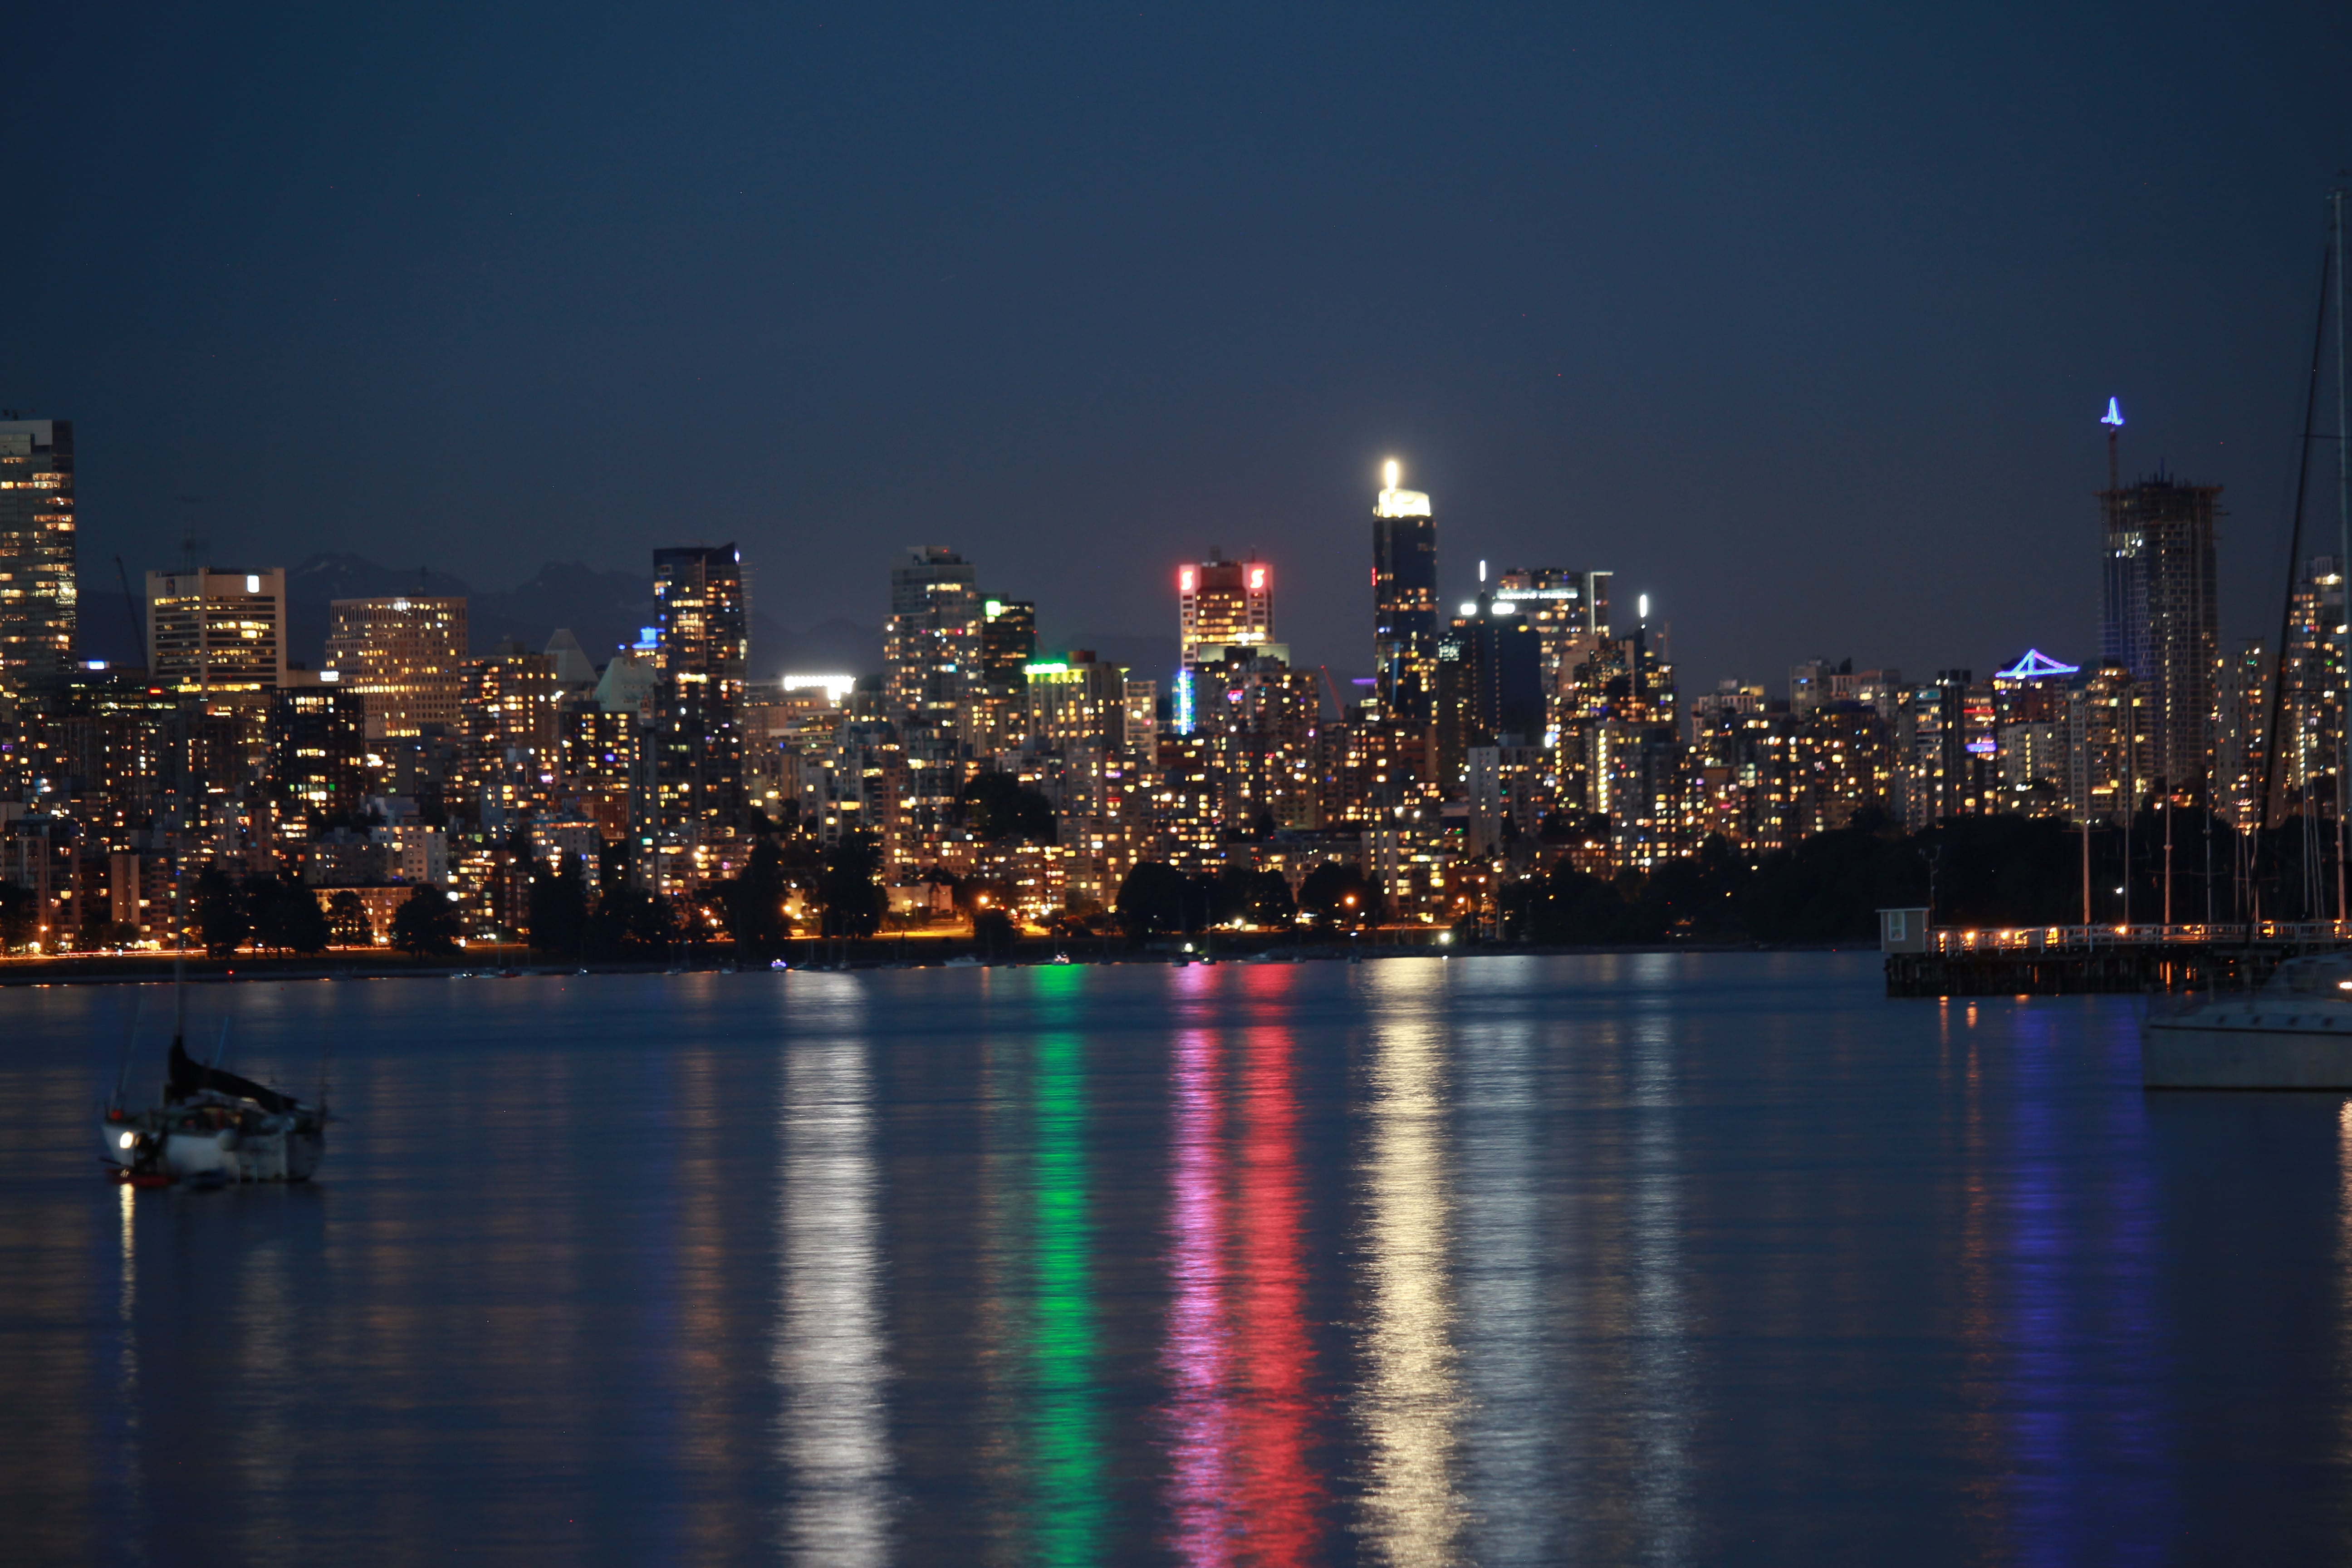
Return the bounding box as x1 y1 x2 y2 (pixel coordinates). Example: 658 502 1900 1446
2144 953 2352 1089
101 1036 327 1185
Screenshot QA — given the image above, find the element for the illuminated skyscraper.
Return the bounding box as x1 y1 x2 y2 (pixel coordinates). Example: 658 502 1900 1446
885 546 982 730
1025 650 1129 750
0 418 74 691
145 568 288 698
1186 644 1322 830
1494 566 1608 728
326 596 469 737
267 685 369 834
1372 461 1437 726
459 642 561 826
885 547 982 865
650 544 749 841
1177 551 1273 670
2100 473 2220 796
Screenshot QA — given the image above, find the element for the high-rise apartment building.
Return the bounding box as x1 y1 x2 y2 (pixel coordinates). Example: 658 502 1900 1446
1898 670 1999 829
2275 554 2345 825
325 597 469 736
1494 566 1608 730
1990 650 2078 817
1026 651 1130 751
1177 552 1274 671
2101 475 2220 797
975 597 1037 754
267 685 370 833
460 642 561 827
145 568 288 698
1372 461 1438 726
650 544 749 838
0 418 74 691
1184 645 1322 831
885 546 982 730
2068 662 2152 824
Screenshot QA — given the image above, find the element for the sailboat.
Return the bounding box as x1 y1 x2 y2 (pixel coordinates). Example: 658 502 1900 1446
98 729 328 1182
100 1018 328 1185
2148 189 2352 1088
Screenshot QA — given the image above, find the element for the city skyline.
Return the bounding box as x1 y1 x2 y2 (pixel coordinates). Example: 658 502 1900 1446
5 437 2287 705
6 6 2347 691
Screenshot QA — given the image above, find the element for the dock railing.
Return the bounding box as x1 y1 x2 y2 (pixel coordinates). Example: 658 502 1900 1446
1926 922 2352 956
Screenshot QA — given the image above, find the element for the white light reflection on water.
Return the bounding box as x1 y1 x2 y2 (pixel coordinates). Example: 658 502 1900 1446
114 1180 147 1566
230 1208 299 1565
1357 961 1467 1564
1452 960 1558 1565
1625 962 1694 1565
774 998 892 1566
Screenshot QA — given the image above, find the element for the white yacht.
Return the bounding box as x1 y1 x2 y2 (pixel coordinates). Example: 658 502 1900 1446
2144 953 2352 1089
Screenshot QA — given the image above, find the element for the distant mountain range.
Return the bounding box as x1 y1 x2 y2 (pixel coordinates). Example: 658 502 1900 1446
75 552 882 679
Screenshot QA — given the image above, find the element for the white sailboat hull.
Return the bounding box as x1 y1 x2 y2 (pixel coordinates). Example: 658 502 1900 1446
2145 1010 2352 1089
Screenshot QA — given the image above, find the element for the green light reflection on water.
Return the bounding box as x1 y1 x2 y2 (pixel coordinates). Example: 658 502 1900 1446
1026 964 1104 1565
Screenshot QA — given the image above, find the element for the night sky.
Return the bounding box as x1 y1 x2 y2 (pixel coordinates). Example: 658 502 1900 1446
9 2 2350 689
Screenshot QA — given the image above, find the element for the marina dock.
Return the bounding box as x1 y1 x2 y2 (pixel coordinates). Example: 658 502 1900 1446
1881 919 2351 997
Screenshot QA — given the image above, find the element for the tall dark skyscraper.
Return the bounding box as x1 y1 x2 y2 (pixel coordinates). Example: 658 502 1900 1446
1372 459 1437 727
980 597 1038 681
975 596 1038 753
1436 591 1544 782
0 417 75 691
2100 474 2219 796
651 544 749 840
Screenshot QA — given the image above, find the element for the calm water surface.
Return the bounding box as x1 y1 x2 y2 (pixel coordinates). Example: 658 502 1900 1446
3 952 2348 1565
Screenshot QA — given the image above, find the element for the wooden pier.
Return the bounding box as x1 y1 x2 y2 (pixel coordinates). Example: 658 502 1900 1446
1881 921 2350 998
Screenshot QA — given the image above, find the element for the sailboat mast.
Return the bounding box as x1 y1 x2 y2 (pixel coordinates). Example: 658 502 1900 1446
2335 188 2351 931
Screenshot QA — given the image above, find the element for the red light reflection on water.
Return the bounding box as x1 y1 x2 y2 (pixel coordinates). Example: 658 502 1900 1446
1161 966 1323 1564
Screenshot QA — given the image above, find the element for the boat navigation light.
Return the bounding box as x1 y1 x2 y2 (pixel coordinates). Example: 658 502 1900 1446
118 1132 136 1149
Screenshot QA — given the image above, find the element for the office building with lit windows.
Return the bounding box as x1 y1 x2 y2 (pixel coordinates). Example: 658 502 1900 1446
144 568 288 699
459 642 561 828
325 596 469 736
0 418 75 692
1025 651 1129 751
1177 551 1274 671
650 544 749 846
267 685 370 836
1494 566 1608 735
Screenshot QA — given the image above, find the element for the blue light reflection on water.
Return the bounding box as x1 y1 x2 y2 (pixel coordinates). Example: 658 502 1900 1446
3 956 2351 1563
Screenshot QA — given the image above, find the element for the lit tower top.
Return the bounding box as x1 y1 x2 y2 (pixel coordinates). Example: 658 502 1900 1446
1178 549 1274 671
1376 457 1431 519
1371 456 1440 725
